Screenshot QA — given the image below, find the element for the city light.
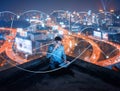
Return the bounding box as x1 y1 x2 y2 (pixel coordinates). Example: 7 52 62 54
99 9 104 13
110 9 114 13
117 16 120 19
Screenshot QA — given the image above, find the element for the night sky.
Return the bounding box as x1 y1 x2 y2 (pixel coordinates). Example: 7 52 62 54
0 0 120 14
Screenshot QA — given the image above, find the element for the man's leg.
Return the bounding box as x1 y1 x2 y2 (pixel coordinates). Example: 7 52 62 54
49 61 55 69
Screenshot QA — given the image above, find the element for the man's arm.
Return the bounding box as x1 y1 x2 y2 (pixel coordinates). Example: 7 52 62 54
62 47 67 62
62 46 70 64
46 45 54 58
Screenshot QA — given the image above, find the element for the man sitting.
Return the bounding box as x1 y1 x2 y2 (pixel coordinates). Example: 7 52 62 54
46 36 69 69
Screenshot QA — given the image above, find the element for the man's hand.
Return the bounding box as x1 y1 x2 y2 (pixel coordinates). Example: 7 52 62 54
59 60 70 67
65 60 70 64
53 44 60 51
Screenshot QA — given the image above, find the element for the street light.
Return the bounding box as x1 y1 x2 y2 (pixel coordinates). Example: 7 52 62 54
110 10 114 13
17 15 20 19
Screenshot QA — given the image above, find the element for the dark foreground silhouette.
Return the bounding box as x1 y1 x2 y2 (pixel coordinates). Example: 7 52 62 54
0 56 120 91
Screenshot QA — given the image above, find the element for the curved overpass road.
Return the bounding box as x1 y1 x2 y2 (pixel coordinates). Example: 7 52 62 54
0 27 119 67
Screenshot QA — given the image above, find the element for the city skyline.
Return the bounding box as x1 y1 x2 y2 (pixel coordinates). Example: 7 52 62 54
0 0 120 14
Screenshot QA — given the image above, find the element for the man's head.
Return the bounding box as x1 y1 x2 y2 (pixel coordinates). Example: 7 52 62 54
54 36 62 41
54 36 62 44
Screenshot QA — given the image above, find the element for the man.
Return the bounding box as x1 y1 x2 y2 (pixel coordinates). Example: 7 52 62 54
46 36 69 69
